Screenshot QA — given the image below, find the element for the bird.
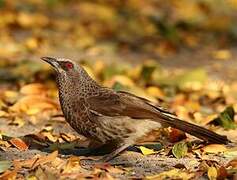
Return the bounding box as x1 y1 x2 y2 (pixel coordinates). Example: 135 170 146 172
41 56 229 162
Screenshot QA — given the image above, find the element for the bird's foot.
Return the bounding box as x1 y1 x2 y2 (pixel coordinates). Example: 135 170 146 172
80 157 110 168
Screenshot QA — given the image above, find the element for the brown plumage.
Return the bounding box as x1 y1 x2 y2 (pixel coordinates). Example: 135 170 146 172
41 57 229 162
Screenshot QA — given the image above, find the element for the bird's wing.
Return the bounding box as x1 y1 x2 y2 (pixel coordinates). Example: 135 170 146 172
86 88 172 119
117 90 174 115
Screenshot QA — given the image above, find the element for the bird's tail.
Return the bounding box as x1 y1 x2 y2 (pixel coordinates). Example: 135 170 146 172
157 113 229 144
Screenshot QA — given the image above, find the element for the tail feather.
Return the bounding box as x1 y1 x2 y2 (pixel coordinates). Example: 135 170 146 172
157 113 229 144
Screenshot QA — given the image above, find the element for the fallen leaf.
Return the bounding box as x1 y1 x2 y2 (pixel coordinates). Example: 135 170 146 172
0 170 17 180
224 147 237 159
0 161 11 173
20 83 48 95
34 165 57 180
156 68 207 90
104 75 135 88
10 95 58 114
207 166 218 180
9 137 29 151
146 169 194 179
62 156 81 173
32 151 58 169
19 151 58 169
202 144 227 154
172 142 188 159
138 146 157 155
212 50 231 60
213 106 237 129
146 86 164 99
227 158 237 168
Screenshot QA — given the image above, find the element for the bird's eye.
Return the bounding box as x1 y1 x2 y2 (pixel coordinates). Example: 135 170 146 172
65 62 73 70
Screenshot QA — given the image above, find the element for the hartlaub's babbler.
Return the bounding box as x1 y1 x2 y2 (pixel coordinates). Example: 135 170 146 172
42 57 229 162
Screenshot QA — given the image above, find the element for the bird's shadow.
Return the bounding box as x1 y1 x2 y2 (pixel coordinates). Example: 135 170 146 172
20 134 143 157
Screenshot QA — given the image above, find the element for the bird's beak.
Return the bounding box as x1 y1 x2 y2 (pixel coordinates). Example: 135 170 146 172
41 57 60 69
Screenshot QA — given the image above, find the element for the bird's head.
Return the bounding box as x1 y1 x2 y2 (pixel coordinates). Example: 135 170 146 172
41 56 98 89
41 57 78 74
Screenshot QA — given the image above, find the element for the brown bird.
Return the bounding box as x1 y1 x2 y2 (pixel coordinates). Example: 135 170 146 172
41 57 229 162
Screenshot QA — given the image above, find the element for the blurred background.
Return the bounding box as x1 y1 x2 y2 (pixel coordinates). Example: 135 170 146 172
1 0 237 116
1 0 237 82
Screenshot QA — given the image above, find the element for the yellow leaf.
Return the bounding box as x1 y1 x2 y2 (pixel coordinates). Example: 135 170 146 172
212 50 232 60
10 95 58 113
139 146 157 155
202 144 227 154
207 166 218 180
146 169 194 180
25 38 39 50
0 110 9 118
63 157 81 173
146 86 164 98
20 83 48 95
104 75 135 88
4 90 18 99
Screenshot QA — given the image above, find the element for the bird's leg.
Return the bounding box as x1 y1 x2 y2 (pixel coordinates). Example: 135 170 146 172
99 143 131 162
80 142 132 166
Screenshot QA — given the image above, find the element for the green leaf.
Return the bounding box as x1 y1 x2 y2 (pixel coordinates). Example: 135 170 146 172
141 64 157 81
213 106 237 130
155 68 207 89
172 142 188 159
112 82 125 91
0 160 12 173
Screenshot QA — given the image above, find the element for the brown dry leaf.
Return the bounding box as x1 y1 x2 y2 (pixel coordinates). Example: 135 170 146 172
19 151 58 169
227 158 237 168
93 168 116 180
0 169 17 180
202 144 227 154
9 137 29 151
10 95 58 114
41 132 58 142
32 151 58 169
20 83 48 95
